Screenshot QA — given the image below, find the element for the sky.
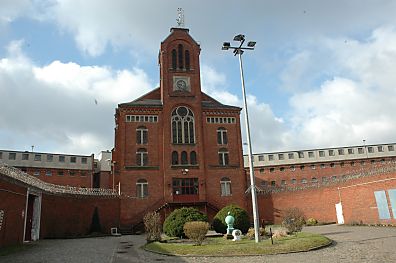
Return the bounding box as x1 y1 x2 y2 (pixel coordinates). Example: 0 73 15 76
1 0 396 157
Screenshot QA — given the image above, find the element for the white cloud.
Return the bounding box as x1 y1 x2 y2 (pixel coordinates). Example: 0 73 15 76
0 40 154 155
284 26 396 149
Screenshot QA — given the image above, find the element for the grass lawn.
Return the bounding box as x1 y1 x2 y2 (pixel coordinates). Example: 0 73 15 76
144 232 332 256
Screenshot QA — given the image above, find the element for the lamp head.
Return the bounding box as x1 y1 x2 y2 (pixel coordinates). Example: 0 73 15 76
247 41 256 47
222 42 230 50
233 34 245 42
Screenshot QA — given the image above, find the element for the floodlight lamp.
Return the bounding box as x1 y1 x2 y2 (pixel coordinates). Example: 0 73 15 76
247 41 256 47
233 34 245 42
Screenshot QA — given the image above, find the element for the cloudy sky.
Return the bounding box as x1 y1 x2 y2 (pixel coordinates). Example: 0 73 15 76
1 0 396 157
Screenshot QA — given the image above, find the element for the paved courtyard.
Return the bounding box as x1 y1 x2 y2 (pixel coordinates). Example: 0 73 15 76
1 224 396 263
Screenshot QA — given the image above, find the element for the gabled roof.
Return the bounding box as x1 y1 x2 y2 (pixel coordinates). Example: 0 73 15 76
201 92 242 111
118 87 241 111
118 88 162 107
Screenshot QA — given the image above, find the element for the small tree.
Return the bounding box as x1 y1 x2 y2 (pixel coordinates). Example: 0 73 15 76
282 207 305 234
183 221 209 245
143 211 162 243
163 207 208 238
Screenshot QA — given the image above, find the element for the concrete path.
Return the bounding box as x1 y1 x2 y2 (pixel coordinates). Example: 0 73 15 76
1 224 396 263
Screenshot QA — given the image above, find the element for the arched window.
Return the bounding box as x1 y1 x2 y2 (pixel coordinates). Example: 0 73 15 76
181 151 188 165
190 151 197 165
171 151 178 165
185 50 190 70
178 44 183 69
220 177 231 196
136 126 148 144
311 177 318 183
136 148 148 166
171 106 195 144
171 49 177 70
217 127 228 145
218 148 229 166
136 179 148 198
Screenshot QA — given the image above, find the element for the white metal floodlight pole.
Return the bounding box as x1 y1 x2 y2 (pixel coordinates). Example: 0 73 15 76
222 35 260 243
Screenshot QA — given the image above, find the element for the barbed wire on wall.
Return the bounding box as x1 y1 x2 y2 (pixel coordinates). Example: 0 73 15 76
257 160 396 195
0 163 118 197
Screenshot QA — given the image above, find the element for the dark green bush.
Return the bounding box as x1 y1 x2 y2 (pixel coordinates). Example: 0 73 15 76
163 207 207 237
212 204 250 234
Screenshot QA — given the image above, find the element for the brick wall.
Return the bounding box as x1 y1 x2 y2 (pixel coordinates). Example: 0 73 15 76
0 180 26 247
256 171 396 225
40 194 120 238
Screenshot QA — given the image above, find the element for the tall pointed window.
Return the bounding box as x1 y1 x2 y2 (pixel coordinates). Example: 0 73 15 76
181 151 188 165
172 151 179 165
171 106 195 144
136 179 148 198
190 151 197 165
136 148 148 166
185 50 190 70
136 126 148 144
171 49 177 70
218 148 229 166
220 177 232 196
217 127 228 145
178 44 184 69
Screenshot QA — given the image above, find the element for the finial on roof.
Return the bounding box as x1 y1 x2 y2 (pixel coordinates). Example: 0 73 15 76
176 8 185 28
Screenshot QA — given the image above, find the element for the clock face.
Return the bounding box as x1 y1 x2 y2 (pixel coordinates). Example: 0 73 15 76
176 79 187 91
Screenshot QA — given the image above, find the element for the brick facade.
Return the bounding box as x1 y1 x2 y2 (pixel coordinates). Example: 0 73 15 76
113 27 247 226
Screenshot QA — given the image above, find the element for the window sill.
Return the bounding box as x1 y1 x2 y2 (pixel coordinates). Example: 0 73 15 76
171 164 199 169
209 164 240 169
124 166 159 170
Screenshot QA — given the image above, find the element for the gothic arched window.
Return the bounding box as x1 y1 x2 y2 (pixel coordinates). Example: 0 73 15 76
171 106 195 144
181 151 188 165
178 44 184 69
190 151 197 165
171 49 177 70
185 50 190 70
172 151 179 165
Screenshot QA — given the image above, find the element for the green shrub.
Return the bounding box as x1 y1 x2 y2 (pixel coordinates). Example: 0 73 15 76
306 218 318 226
212 204 250 234
183 221 209 245
163 207 207 237
143 211 162 243
282 207 305 234
246 227 267 240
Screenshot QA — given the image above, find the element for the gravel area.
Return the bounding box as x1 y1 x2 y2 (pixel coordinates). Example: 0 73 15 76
2 224 396 263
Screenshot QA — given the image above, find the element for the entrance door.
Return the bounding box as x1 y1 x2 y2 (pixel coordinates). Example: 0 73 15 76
24 193 41 242
172 178 199 202
24 195 35 241
335 202 344 224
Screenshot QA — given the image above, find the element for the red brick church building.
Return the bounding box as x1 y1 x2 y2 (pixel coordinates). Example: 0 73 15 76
113 27 248 226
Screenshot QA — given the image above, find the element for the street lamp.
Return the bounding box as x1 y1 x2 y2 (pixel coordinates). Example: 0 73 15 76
222 34 260 243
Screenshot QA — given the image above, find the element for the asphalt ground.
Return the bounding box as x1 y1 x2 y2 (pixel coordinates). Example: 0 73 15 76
1 224 396 263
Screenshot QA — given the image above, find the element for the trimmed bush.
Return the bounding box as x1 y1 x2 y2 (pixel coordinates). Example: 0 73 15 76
246 227 267 240
143 211 162 243
163 207 208 238
306 218 318 226
212 204 250 234
183 221 209 245
282 208 305 234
